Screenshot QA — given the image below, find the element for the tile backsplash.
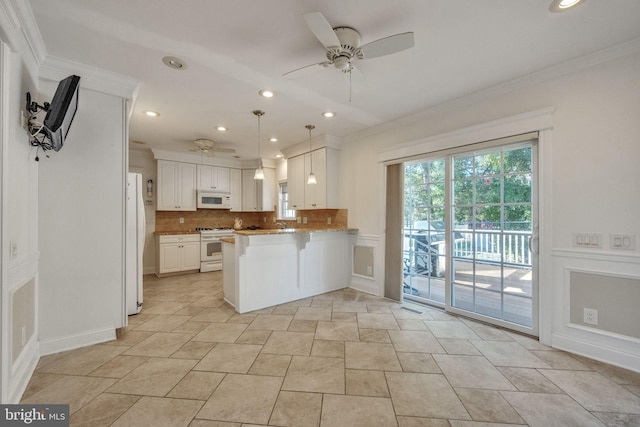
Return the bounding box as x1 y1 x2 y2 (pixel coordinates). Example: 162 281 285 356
155 209 348 232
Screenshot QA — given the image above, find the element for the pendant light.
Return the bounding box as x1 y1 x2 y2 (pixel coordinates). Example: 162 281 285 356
253 110 265 180
306 124 317 184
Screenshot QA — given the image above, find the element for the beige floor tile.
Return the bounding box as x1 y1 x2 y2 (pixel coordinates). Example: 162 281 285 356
142 300 192 314
88 355 149 378
248 353 292 376
134 314 192 332
462 321 513 341
194 343 262 373
70 393 140 426
310 299 334 308
191 323 248 343
424 320 481 339
197 374 282 424
437 338 482 355
397 319 428 330
501 391 606 427
269 391 322 427
390 307 429 320
125 313 158 327
21 375 117 414
388 330 445 353
345 369 390 397
191 307 236 323
315 321 360 341
123 332 192 357
288 319 318 332
397 352 441 373
455 388 525 423
106 358 196 396
171 341 216 360
626 385 640 397
320 394 398 427
167 371 225 400
235 329 272 345
189 421 241 427
448 422 525 427
433 354 516 390
189 296 226 308
173 321 211 334
311 340 344 358
504 330 553 350
365 304 392 314
246 314 293 331
358 328 391 343
332 301 368 313
540 369 640 413
20 372 65 400
227 313 258 324
593 411 640 426
38 344 127 375
386 372 471 420
496 367 563 393
108 329 156 347
357 313 400 330
531 350 590 370
331 312 357 322
294 306 333 321
112 396 203 427
345 342 402 371
396 417 451 427
570 356 640 385
261 331 314 356
272 305 299 315
173 305 209 316
282 356 345 394
471 341 550 368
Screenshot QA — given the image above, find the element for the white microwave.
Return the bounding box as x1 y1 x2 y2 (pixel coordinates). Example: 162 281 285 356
197 190 231 209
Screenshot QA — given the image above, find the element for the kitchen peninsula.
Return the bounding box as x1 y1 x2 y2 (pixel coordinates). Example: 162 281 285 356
222 228 357 313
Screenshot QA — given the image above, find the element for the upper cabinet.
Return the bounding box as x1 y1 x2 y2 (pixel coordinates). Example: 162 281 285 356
197 164 230 192
288 147 339 210
229 168 243 211
157 160 197 211
242 168 275 211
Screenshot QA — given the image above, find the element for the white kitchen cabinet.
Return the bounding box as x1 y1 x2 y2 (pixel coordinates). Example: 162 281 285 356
156 234 201 275
241 168 276 211
157 160 197 211
287 147 339 210
287 155 305 210
229 168 243 211
197 164 230 192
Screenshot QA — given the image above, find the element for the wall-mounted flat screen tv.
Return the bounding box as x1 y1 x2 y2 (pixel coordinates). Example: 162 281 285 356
44 75 80 152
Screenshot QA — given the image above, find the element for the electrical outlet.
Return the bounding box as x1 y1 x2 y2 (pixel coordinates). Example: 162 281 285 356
263 216 266 223
327 217 332 225
583 308 598 325
297 217 301 223
303 217 308 224
367 266 373 276
179 217 184 224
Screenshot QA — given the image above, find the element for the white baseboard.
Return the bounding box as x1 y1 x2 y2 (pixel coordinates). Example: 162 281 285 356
349 276 381 296
39 327 117 356
7 336 40 403
552 332 640 373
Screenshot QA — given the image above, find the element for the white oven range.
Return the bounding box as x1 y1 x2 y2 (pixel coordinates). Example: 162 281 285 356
198 227 234 272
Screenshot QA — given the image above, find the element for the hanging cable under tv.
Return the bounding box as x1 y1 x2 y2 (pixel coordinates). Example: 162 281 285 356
26 74 80 158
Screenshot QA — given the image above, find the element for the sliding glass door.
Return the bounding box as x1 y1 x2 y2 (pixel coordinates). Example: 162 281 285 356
402 139 538 335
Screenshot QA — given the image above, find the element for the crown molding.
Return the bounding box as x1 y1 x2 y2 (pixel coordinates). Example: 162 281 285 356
0 0 46 62
39 55 139 100
346 37 640 144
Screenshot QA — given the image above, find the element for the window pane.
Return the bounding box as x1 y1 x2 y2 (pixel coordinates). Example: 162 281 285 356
475 152 501 176
475 176 500 204
504 173 532 203
453 179 473 205
504 147 532 174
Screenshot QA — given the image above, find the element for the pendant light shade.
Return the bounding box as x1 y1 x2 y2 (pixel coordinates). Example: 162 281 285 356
306 124 317 185
253 110 265 180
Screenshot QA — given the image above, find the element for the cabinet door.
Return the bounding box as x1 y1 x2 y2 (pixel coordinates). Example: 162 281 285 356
242 169 258 211
197 165 214 190
261 167 276 211
179 162 197 211
215 167 230 192
229 168 243 211
157 160 179 210
305 149 326 209
181 241 201 270
159 243 180 273
288 155 305 210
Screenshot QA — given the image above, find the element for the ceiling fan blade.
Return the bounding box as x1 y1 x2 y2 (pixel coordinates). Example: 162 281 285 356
303 12 341 49
282 61 332 79
211 147 236 153
359 32 414 59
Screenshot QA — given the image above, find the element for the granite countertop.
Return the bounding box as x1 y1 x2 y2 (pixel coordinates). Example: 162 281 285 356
233 227 357 236
154 231 201 236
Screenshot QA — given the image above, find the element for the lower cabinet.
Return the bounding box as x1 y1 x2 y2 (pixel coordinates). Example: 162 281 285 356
156 234 201 276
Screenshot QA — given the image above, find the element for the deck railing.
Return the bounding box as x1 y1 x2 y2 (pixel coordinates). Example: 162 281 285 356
453 230 532 266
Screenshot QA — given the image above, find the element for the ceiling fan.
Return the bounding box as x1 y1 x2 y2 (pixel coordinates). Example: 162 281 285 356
190 139 236 154
283 12 414 92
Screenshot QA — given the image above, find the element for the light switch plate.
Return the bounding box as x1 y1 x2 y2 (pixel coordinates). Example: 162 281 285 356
610 234 635 250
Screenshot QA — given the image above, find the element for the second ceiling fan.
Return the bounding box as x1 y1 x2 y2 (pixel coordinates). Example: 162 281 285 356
283 12 415 92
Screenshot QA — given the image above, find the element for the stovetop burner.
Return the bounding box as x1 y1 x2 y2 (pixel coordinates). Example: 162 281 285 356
196 227 233 232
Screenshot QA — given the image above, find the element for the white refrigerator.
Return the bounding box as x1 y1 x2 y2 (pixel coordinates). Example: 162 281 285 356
126 172 145 315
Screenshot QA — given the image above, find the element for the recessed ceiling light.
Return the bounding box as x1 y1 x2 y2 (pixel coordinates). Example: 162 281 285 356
259 89 274 98
144 110 160 117
275 153 283 159
549 0 584 12
216 126 228 132
322 111 336 118
269 137 278 143
162 56 187 70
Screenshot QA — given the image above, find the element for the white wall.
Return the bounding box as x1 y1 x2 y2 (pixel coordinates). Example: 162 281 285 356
0 6 42 402
341 48 640 371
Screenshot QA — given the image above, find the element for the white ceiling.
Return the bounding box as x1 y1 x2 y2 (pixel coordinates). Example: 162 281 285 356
28 0 640 161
